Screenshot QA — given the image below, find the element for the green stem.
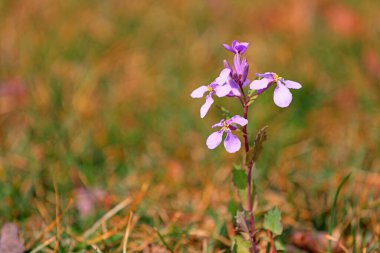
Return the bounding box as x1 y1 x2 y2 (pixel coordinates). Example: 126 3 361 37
328 173 351 253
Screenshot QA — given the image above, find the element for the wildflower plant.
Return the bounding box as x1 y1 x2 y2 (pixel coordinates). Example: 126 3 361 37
191 40 301 252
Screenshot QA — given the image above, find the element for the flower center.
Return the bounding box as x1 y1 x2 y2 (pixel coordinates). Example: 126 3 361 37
221 120 230 132
207 86 214 92
273 73 282 82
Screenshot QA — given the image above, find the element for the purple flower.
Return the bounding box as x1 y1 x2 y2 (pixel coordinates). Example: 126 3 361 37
223 54 249 91
206 115 248 153
233 54 248 78
250 72 302 108
223 40 249 54
191 69 232 118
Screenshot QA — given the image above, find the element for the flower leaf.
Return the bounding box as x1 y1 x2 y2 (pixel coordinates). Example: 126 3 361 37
275 240 286 251
215 105 232 119
263 207 283 236
245 126 268 167
232 236 251 253
235 210 249 234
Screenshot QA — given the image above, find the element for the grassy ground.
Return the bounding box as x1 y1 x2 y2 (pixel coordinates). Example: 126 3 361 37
0 0 379 252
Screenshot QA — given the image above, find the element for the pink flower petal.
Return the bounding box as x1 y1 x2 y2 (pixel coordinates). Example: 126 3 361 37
250 78 271 90
284 80 302 89
224 131 241 153
214 85 231 97
228 79 242 96
234 54 242 74
200 94 214 118
228 115 248 126
212 119 224 128
223 44 234 53
220 68 231 80
273 83 292 108
257 72 275 79
206 131 223 149
191 86 208 98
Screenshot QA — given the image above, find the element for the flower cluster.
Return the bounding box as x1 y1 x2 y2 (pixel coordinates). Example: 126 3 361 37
191 40 302 153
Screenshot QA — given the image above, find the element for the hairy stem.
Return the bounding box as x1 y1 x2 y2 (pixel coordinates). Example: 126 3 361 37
243 104 249 152
247 161 256 253
240 86 257 253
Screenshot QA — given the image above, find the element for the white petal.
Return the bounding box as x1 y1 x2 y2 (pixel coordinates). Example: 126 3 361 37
220 68 231 79
224 132 241 153
212 120 224 128
284 80 302 89
191 86 208 98
228 115 248 126
273 83 292 108
200 95 214 118
215 85 231 97
206 131 223 149
215 68 231 85
250 79 271 90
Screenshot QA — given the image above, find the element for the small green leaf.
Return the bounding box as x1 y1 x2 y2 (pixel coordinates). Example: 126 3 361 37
216 105 232 118
275 239 286 251
248 89 255 96
228 200 238 217
238 188 248 209
232 236 251 253
263 207 283 236
246 95 259 107
232 165 247 190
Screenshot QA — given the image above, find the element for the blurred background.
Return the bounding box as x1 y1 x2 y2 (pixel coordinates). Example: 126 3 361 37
0 0 379 251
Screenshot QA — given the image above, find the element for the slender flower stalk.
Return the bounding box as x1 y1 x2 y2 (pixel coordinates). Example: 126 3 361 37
238 73 257 252
243 96 257 252
190 40 301 252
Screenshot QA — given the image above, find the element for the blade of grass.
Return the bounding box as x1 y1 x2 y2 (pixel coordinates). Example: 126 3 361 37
91 244 103 253
26 199 74 249
328 173 351 253
154 228 174 253
30 237 55 253
352 218 357 253
122 211 134 253
82 182 148 241
81 197 133 239
54 181 60 253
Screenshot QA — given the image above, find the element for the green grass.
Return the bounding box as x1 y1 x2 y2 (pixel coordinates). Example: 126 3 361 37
0 0 379 252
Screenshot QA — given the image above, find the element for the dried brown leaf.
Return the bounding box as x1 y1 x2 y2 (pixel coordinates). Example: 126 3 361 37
289 229 346 253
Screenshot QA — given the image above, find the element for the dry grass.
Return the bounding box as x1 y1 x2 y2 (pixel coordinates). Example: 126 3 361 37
0 0 379 252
